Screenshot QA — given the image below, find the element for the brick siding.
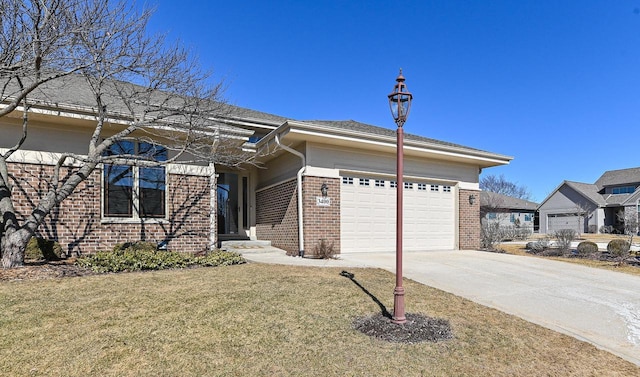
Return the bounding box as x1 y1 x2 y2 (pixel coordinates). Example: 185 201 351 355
255 179 299 255
302 176 340 257
459 189 480 249
7 162 211 254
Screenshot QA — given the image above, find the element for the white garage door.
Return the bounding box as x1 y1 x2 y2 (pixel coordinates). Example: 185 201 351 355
340 176 455 253
547 213 580 233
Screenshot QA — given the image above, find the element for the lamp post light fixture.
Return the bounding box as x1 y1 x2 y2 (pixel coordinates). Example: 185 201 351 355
388 69 413 324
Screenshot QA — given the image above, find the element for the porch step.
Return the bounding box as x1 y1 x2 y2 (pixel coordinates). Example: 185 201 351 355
220 240 281 254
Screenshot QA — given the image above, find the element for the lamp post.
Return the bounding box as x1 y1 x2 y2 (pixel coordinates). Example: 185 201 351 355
388 69 413 324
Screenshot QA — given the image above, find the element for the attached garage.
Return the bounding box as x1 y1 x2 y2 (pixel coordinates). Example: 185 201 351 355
340 175 456 252
546 213 580 233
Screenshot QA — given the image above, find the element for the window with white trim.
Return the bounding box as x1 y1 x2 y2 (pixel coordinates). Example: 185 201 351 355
103 141 167 218
430 184 439 192
442 185 451 192
404 182 413 189
374 179 385 187
417 183 427 191
359 178 370 186
342 177 354 185
390 181 397 188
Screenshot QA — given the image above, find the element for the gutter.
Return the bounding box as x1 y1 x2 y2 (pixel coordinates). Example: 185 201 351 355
275 132 306 257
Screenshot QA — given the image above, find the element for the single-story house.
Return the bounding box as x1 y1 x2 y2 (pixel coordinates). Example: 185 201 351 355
2 76 512 256
538 167 640 234
480 191 538 230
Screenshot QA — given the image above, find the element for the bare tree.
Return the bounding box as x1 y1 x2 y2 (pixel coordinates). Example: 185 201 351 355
480 174 532 200
619 208 639 247
1 0 246 268
574 202 592 238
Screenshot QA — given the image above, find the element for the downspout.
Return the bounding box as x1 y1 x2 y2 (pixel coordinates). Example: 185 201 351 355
275 132 305 256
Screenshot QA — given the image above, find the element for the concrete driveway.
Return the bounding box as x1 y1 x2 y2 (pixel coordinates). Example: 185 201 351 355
241 248 640 365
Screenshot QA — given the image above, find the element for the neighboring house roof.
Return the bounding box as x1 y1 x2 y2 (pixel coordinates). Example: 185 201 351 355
563 181 606 206
594 167 640 190
480 191 538 211
539 167 640 210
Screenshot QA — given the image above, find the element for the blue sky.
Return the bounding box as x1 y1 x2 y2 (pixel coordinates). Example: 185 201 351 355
146 1 640 202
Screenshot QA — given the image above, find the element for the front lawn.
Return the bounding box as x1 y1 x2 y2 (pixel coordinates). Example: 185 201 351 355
1 264 638 376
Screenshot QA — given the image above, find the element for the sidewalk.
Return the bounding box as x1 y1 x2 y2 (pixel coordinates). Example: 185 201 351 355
240 248 640 366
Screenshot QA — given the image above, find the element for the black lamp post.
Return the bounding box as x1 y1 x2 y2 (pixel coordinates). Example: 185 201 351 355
388 69 413 324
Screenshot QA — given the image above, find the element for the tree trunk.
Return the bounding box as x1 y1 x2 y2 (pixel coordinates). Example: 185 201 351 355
1 228 31 269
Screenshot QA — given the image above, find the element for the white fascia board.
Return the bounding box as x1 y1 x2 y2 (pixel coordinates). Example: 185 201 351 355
286 125 511 167
216 116 282 130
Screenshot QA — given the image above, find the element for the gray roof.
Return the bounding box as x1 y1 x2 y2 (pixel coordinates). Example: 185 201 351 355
563 181 607 206
480 191 538 211
594 167 640 190
541 170 640 209
307 120 494 154
10 75 505 159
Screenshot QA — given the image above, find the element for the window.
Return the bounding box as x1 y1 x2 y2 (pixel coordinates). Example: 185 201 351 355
417 183 427 191
442 185 452 192
510 214 516 223
487 213 497 219
103 141 167 218
342 177 354 185
404 182 413 189
612 186 636 194
374 179 385 187
524 214 532 222
430 184 439 192
359 178 370 186
390 181 397 188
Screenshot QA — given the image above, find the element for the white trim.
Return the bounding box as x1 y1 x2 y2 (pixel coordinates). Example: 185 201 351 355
303 166 340 179
166 163 214 176
2 148 76 166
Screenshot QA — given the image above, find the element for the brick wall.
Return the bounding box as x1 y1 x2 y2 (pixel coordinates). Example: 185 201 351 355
7 162 211 254
302 176 340 257
459 189 480 249
255 179 299 255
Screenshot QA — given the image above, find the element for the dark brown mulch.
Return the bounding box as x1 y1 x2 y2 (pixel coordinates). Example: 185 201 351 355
353 312 453 344
0 259 96 281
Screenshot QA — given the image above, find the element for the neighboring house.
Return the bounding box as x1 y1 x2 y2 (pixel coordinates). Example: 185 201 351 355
1 77 512 257
538 167 640 234
480 191 538 230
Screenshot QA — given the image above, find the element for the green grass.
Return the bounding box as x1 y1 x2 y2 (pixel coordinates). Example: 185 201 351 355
1 264 638 376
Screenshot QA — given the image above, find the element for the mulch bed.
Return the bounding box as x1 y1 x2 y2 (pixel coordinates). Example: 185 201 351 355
353 312 453 344
0 259 96 281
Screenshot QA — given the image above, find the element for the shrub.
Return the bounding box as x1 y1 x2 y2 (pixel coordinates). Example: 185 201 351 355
113 241 158 253
76 248 245 273
481 222 502 250
600 225 614 234
553 229 576 252
607 239 630 260
525 236 552 254
576 241 598 255
25 237 64 260
313 239 336 259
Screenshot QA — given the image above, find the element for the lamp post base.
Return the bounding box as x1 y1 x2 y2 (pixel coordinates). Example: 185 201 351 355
391 286 406 324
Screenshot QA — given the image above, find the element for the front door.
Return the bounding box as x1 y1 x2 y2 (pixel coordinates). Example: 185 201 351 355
217 173 249 236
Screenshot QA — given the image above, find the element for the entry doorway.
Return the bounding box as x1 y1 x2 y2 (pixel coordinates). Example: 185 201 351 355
217 173 249 237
